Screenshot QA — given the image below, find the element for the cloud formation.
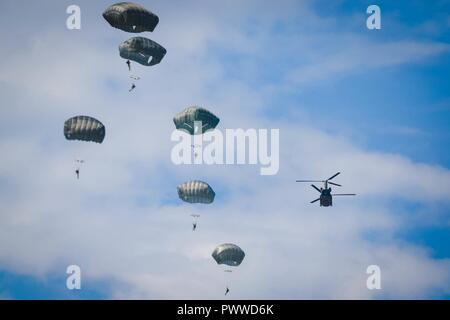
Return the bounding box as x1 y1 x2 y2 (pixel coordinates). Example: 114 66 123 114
0 0 449 299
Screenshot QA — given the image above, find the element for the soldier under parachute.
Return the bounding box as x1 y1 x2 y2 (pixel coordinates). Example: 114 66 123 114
64 116 104 179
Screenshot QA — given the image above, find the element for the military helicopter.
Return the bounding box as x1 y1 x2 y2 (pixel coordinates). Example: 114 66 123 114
191 214 200 231
296 172 356 207
74 159 85 179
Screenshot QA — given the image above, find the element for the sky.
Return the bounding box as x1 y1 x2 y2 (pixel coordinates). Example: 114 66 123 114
0 0 449 299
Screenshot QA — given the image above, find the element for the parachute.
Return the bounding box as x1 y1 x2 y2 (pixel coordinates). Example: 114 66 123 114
103 2 159 33
64 116 105 144
173 107 220 135
119 37 167 66
212 243 245 267
177 180 215 204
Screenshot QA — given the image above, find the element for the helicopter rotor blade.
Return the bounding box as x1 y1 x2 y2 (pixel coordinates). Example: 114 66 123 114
328 182 342 187
311 184 321 193
327 172 341 181
296 180 324 183
332 194 356 196
310 198 320 204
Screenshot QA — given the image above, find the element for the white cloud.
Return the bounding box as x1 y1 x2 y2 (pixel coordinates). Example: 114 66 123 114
287 38 450 84
0 0 449 299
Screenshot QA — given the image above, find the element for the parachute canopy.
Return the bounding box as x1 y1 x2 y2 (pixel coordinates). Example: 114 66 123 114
103 2 159 33
177 180 215 204
119 37 167 66
64 116 105 144
212 244 245 267
173 107 220 135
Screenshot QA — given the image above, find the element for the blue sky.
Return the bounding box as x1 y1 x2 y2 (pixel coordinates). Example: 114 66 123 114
0 0 449 299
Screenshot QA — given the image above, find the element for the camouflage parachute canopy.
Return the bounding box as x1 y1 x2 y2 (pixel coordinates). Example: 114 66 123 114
119 37 167 66
64 116 105 144
103 2 159 33
173 107 220 135
212 244 245 267
177 180 215 204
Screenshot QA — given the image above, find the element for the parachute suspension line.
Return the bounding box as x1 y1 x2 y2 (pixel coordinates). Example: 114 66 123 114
75 159 84 170
212 244 245 295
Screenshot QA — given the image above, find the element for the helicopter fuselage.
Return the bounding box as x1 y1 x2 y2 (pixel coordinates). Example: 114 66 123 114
320 188 333 207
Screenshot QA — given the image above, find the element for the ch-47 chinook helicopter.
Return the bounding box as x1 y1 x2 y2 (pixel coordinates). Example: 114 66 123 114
296 172 356 207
